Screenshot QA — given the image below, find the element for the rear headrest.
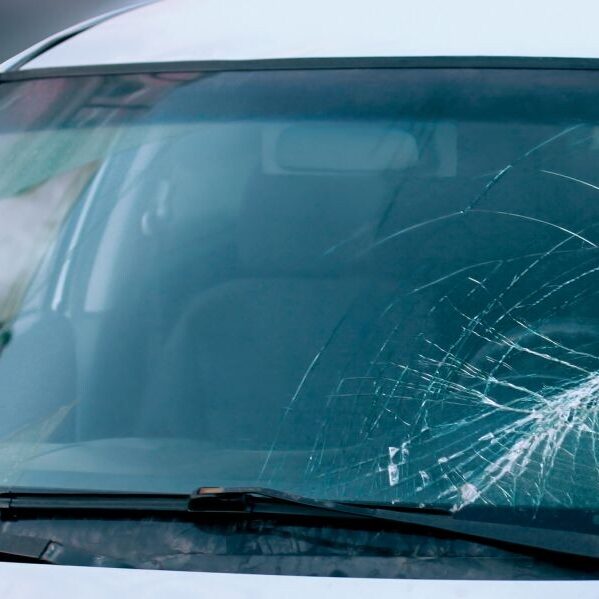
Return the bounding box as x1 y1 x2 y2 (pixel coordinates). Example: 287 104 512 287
238 174 395 274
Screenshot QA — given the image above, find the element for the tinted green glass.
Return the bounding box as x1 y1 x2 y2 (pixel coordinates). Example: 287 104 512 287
0 69 598 515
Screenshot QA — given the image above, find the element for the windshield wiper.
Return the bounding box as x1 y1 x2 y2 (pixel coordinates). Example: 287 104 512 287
189 486 599 561
2 485 599 562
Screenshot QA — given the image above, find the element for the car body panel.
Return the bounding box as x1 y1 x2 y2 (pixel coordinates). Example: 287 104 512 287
0 562 598 599
17 0 599 70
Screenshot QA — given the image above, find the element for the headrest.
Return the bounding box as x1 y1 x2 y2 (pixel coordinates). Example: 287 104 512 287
238 173 395 274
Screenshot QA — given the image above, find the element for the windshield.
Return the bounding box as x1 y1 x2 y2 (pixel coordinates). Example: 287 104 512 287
0 67 599 514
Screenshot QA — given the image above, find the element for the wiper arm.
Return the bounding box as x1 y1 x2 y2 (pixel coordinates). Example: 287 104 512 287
190 486 599 561
0 532 131 567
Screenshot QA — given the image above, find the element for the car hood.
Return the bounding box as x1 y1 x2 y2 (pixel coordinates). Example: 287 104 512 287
0 563 597 599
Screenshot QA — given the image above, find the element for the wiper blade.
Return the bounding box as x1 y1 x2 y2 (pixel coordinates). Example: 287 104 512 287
190 486 599 561
0 532 131 567
0 489 188 513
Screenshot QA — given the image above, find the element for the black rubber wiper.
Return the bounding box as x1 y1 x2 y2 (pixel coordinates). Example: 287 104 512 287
0 489 189 513
189 486 599 561
0 532 132 567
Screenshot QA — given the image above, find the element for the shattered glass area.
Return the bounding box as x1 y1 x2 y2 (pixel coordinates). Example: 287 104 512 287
361 253 599 511
260 125 599 511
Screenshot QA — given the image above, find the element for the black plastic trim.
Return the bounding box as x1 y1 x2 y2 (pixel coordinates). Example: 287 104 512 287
4 56 599 83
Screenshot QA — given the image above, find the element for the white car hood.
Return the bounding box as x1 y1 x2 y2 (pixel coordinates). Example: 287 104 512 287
0 563 596 599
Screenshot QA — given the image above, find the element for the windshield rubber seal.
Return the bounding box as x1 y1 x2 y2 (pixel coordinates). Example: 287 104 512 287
4 56 599 83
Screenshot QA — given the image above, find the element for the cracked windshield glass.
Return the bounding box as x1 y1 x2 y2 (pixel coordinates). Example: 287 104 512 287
0 68 599 515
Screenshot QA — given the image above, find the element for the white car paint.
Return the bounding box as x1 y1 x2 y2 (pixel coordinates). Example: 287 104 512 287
0 0 598 594
0 562 597 599
20 0 599 69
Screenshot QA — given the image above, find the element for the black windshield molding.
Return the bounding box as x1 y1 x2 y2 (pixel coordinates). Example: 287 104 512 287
4 56 599 83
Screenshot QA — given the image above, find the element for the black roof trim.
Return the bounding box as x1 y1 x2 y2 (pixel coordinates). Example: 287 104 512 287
3 56 599 82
